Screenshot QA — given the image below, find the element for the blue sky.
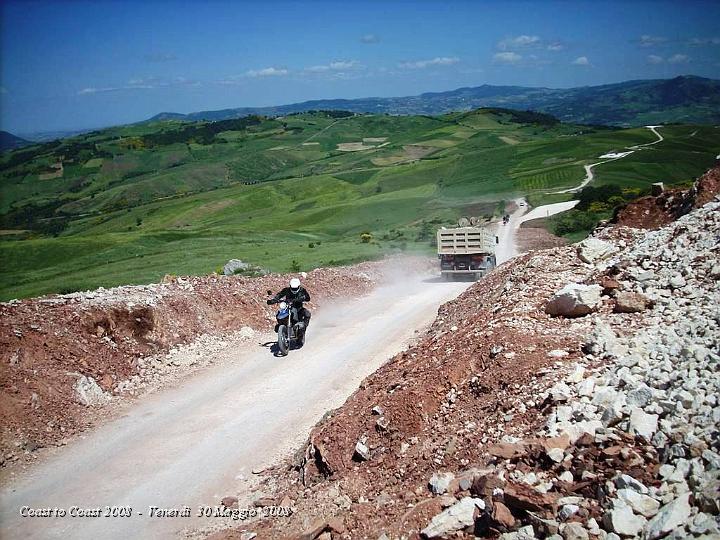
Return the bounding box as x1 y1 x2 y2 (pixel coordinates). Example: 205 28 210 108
1 0 719 134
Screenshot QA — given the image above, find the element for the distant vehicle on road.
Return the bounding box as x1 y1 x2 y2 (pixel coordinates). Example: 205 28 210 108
437 224 498 281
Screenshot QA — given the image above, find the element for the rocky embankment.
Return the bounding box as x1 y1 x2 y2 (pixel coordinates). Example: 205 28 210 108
0 261 389 468
218 189 719 538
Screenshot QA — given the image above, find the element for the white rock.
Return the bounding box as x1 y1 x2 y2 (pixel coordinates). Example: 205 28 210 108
239 326 255 339
421 497 485 538
354 441 370 461
550 382 573 402
548 447 564 463
644 493 692 539
616 488 660 517
566 364 586 383
73 375 111 407
577 238 617 264
615 474 649 494
428 472 455 495
558 471 574 483
628 407 658 439
577 377 596 397
626 385 653 408
546 284 603 318
561 522 589 540
669 274 686 289
559 504 579 521
603 505 646 537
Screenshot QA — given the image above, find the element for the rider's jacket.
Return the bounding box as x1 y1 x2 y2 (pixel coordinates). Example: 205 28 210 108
268 286 311 306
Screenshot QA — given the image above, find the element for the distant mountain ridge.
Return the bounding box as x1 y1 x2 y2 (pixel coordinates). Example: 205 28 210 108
0 131 31 152
148 75 720 127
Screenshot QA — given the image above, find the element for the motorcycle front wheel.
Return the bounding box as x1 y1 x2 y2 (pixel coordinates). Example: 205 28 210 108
277 325 289 356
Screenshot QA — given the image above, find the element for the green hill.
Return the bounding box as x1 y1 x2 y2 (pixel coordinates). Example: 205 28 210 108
1 109 719 300
0 131 32 152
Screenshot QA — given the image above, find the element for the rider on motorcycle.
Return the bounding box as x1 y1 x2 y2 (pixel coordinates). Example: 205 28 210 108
267 278 312 329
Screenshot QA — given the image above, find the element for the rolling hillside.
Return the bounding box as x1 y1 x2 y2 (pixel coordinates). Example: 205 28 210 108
1 108 719 300
148 76 720 127
0 131 32 152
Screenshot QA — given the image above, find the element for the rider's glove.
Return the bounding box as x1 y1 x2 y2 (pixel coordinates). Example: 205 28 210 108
267 299 275 305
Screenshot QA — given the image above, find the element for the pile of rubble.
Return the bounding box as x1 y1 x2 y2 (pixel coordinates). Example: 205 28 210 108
221 193 719 539
0 261 390 467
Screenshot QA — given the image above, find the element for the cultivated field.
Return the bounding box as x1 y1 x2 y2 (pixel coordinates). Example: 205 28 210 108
1 110 718 299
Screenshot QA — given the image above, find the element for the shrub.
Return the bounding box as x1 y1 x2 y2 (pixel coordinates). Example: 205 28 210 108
289 259 301 272
551 210 599 236
360 233 373 243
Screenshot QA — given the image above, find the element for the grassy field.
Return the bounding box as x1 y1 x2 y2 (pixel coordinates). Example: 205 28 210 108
1 110 718 300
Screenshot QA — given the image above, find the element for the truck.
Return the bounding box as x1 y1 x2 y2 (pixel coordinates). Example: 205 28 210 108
437 225 498 281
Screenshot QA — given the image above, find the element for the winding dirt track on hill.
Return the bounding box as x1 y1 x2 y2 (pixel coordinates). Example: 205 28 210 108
552 125 663 194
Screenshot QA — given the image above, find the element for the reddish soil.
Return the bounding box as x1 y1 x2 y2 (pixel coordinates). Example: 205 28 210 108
0 262 388 466
219 240 640 539
613 164 720 229
517 219 568 252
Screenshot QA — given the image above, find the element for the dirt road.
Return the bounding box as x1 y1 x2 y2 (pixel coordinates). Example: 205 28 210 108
0 273 469 540
495 198 579 263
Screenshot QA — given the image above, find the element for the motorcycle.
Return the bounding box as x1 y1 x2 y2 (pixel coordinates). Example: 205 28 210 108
267 291 307 356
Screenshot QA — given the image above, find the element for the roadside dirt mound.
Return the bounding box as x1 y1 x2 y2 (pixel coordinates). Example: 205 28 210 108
0 261 392 467
613 164 720 229
218 244 613 538
217 197 719 539
518 218 568 252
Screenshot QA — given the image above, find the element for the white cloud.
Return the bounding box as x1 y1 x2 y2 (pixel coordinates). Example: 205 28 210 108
398 56 460 69
305 60 361 74
78 76 197 95
245 67 289 77
546 42 564 51
689 37 720 46
647 54 665 64
493 52 522 64
571 56 590 66
639 34 667 47
497 35 540 50
360 34 379 44
668 54 690 64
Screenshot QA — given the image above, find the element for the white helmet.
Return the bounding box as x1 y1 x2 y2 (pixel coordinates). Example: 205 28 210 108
289 278 301 292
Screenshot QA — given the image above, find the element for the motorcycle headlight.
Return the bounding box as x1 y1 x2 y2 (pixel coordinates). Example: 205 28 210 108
279 301 288 310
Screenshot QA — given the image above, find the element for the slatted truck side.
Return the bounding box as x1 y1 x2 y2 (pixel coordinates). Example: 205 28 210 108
437 226 498 281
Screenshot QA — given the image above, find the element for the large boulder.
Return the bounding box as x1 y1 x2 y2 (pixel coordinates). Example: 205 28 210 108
546 284 603 318
421 497 485 538
616 489 660 517
223 259 250 276
644 493 692 539
577 238 617 264
603 505 646 537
